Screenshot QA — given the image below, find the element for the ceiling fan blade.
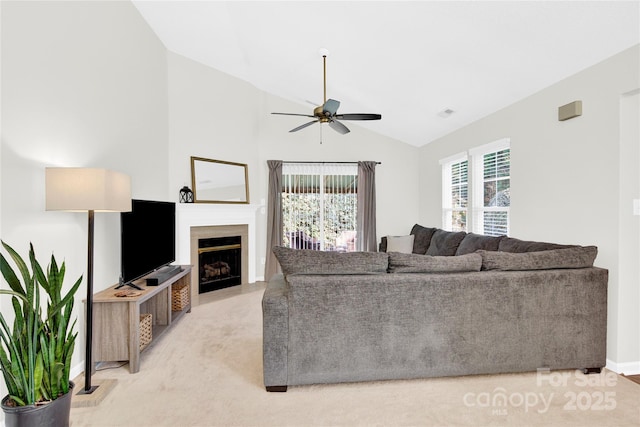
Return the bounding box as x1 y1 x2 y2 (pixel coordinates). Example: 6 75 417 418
290 120 318 133
272 112 316 118
322 99 340 116
328 119 350 135
335 113 382 121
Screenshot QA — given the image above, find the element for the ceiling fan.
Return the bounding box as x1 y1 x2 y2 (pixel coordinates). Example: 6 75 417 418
272 50 382 135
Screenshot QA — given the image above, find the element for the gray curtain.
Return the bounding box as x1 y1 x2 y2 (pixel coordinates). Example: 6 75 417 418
357 161 377 252
265 160 283 280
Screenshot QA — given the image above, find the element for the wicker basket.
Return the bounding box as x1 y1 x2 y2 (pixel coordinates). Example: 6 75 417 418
139 313 152 351
171 282 190 312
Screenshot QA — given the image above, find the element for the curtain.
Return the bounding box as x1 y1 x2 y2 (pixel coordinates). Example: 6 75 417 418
264 160 283 280
357 161 377 251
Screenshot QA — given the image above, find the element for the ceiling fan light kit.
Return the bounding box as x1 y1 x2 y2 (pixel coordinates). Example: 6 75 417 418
272 50 381 136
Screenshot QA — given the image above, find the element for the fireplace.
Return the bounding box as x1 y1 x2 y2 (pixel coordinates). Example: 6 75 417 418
187 223 250 307
198 236 242 293
176 204 260 307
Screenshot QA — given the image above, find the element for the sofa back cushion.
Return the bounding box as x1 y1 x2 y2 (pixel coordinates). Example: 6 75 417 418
273 246 389 275
388 252 482 273
425 229 467 256
455 233 503 255
478 246 598 271
498 236 575 253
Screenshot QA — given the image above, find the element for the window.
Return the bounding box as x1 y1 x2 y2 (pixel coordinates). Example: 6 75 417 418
281 163 358 252
441 139 510 236
475 146 510 236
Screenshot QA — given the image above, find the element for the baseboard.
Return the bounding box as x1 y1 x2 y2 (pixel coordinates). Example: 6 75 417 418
606 358 640 375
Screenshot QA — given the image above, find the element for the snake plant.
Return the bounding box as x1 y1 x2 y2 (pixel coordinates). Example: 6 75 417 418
0 241 81 406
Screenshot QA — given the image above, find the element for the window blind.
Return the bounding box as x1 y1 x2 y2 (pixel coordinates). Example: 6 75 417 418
451 160 468 209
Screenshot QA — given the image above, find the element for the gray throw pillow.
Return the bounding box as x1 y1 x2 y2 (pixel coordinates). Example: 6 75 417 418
388 252 482 273
272 246 389 275
410 224 437 254
425 229 467 256
478 246 598 271
455 233 503 255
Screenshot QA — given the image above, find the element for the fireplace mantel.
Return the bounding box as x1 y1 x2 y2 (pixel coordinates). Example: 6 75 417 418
175 203 261 288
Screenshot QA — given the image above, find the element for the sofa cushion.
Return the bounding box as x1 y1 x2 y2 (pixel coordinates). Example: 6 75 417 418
478 246 598 271
385 235 415 254
455 233 503 255
410 224 437 254
498 236 575 253
273 246 389 275
388 252 482 273
425 229 467 256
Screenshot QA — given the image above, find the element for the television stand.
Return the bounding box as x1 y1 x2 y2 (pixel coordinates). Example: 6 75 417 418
90 265 192 373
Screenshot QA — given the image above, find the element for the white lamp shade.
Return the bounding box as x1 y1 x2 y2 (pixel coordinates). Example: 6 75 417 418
46 168 132 212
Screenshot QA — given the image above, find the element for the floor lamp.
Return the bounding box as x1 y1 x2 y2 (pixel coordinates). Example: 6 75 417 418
45 168 131 395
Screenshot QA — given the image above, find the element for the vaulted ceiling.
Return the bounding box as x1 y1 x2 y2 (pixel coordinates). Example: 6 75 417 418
132 1 639 147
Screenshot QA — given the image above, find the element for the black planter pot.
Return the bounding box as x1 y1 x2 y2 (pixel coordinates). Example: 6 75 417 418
1 382 74 427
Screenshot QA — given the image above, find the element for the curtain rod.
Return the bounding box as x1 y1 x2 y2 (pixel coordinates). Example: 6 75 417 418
284 161 381 165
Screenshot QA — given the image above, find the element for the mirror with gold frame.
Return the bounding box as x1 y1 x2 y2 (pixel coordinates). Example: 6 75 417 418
190 156 250 204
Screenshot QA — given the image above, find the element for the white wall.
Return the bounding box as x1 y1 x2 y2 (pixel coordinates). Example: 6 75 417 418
167 52 421 279
418 45 640 372
0 0 169 405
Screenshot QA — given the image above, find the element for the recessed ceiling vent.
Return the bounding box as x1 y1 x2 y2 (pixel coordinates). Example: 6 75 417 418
438 109 455 118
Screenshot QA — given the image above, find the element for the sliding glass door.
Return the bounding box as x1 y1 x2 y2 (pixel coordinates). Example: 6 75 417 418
281 163 358 252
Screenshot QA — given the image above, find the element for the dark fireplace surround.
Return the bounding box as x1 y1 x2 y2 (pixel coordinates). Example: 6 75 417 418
189 224 248 306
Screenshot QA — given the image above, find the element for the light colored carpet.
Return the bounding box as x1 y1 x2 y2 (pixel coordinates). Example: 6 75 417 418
70 288 640 427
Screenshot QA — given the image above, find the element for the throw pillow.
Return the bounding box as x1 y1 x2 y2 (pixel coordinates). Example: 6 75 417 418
425 229 467 256
385 235 415 254
455 233 503 255
410 224 437 254
388 252 482 273
478 246 598 271
272 246 389 275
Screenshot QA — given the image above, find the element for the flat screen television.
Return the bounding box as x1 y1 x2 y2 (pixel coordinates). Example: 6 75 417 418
120 199 176 287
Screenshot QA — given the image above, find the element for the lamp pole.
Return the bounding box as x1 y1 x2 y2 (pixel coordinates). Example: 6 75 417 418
79 209 98 394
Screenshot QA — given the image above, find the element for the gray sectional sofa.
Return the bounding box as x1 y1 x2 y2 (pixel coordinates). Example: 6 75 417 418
262 225 608 392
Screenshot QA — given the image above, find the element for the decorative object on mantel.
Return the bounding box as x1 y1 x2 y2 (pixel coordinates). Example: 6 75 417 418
191 156 249 204
45 168 131 399
179 186 194 203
